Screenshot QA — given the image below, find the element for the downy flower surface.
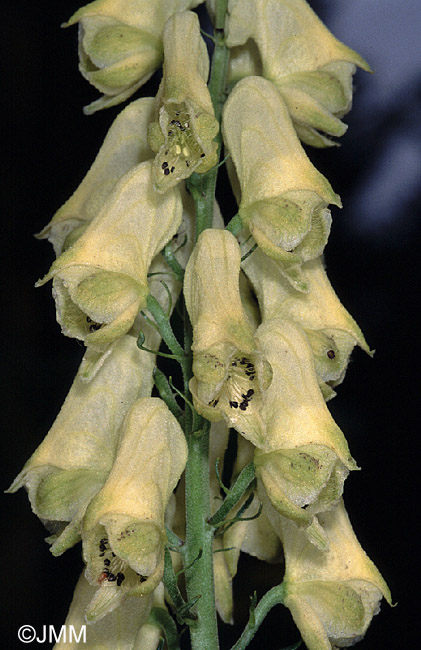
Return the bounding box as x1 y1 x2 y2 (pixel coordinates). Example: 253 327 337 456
54 573 165 649
148 11 219 193
226 0 371 147
82 397 187 621
65 0 205 114
222 76 340 288
269 499 392 650
36 161 183 350
254 319 357 549
184 229 272 447
243 250 370 399
7 334 155 556
38 97 155 256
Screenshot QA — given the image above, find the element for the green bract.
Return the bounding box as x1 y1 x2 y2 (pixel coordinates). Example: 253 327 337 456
223 76 340 288
36 161 183 351
7 334 155 556
254 319 357 549
148 11 219 193
184 229 272 447
276 500 391 650
243 250 371 398
82 397 187 622
38 98 155 255
65 0 205 114
226 0 371 146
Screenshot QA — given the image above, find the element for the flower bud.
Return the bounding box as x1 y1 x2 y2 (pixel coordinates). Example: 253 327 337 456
65 0 205 114
148 11 219 193
226 0 371 147
243 251 371 398
36 161 183 350
184 229 272 447
278 500 392 650
38 98 155 256
7 334 155 556
254 319 357 549
222 76 340 285
82 397 187 621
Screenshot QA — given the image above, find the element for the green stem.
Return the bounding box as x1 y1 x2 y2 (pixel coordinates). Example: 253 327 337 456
230 584 287 650
182 3 230 648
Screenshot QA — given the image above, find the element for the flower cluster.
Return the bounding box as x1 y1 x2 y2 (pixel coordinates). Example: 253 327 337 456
10 2 390 648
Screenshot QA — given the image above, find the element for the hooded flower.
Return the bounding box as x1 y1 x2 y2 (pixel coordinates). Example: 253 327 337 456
243 250 371 399
82 397 187 621
38 97 155 256
65 0 205 114
148 11 219 193
54 573 165 649
272 499 392 650
222 76 340 287
226 0 371 147
7 334 155 556
253 319 357 549
36 161 183 350
184 229 272 447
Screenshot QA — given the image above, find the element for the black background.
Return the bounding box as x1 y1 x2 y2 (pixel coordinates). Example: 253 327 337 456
3 1 420 648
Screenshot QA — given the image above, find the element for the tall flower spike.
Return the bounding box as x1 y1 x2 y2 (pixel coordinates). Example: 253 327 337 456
267 499 391 650
36 161 183 351
82 397 187 622
65 0 205 114
222 76 340 290
243 250 371 399
38 97 155 256
7 334 155 556
226 0 371 147
54 573 164 649
148 11 219 193
254 319 358 549
184 229 272 447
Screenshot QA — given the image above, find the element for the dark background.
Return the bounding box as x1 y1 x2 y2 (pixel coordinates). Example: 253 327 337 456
3 1 420 648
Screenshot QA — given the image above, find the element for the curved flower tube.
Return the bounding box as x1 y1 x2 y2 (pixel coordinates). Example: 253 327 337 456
148 11 219 193
222 76 340 288
82 397 187 622
38 97 155 255
226 0 371 147
254 319 357 549
54 573 165 649
65 0 205 114
36 161 183 350
6 334 155 556
271 500 392 650
243 250 370 399
184 229 272 447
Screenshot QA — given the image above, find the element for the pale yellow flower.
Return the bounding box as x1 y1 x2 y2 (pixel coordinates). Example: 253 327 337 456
82 397 187 621
243 251 370 399
65 0 205 114
270 499 392 650
222 76 340 281
184 229 272 447
254 319 357 549
36 161 183 350
54 573 164 649
7 334 155 556
148 11 219 193
226 0 371 146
